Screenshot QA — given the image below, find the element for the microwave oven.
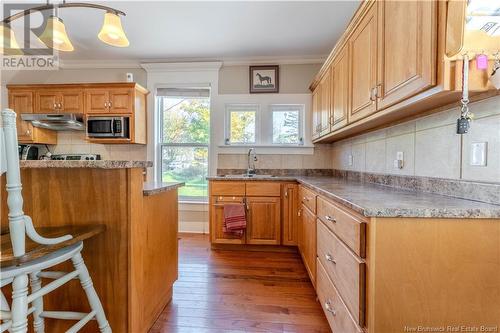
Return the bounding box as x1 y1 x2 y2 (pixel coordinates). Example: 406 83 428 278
87 116 130 138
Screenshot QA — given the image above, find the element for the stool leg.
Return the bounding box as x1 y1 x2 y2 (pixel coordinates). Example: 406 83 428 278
29 272 44 333
10 275 28 333
71 253 111 333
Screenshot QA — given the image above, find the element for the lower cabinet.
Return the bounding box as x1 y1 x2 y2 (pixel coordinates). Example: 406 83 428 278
299 203 317 286
210 195 246 245
246 196 281 245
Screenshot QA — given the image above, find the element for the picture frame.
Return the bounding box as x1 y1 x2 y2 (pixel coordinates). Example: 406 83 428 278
249 65 279 93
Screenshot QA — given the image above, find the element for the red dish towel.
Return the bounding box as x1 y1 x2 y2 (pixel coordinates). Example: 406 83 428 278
223 203 246 237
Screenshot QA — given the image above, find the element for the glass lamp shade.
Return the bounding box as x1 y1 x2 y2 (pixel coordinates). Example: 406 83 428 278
39 16 74 52
98 12 129 47
0 23 22 55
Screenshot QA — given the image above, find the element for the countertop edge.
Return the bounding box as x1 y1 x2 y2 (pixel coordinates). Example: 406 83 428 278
20 160 153 169
143 182 185 196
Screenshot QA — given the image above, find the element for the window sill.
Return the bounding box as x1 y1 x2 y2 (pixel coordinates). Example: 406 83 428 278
217 145 315 155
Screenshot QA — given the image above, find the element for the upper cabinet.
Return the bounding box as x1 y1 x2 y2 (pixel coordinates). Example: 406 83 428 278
376 0 437 109
35 89 84 114
310 0 496 143
7 82 148 145
349 2 378 123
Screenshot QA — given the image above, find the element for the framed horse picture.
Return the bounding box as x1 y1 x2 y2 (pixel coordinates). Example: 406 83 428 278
249 65 279 93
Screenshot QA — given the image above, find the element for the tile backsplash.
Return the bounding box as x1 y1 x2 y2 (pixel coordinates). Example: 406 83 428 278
48 131 147 160
332 95 500 183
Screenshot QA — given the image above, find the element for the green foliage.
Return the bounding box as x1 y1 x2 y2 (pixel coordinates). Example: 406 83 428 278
230 111 255 143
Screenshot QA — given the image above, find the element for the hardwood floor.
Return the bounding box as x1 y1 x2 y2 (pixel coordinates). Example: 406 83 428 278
150 233 331 333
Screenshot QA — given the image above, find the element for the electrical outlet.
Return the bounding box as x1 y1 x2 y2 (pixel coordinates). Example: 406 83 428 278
394 151 404 169
348 154 353 166
470 142 487 166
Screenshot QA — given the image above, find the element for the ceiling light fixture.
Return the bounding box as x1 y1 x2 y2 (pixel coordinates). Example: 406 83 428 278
2 1 129 53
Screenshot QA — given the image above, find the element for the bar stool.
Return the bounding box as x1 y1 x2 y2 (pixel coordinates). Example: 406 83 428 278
0 108 111 333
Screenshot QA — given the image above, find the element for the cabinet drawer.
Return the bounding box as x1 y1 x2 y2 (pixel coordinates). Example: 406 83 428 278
246 182 281 197
317 220 365 326
317 196 366 257
317 258 363 333
210 181 245 196
299 186 317 214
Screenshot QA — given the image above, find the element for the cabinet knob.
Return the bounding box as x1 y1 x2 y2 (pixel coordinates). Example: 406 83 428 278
109 101 112 107
58 103 62 109
284 191 288 198
325 253 336 264
324 300 336 316
325 215 336 223
53 103 57 109
25 129 31 135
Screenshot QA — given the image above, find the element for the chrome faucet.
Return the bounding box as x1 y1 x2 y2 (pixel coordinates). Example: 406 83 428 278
247 148 258 175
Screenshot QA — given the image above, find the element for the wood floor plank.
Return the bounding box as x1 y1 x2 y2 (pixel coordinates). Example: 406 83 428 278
150 233 330 333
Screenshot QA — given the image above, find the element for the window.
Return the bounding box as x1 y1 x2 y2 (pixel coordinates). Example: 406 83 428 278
157 88 210 201
271 105 303 145
225 104 258 144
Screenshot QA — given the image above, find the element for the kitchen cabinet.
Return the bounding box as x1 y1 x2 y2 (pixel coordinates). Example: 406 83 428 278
246 196 281 245
298 203 316 286
8 90 57 144
376 0 437 110
319 68 332 137
331 46 350 131
349 1 378 123
210 195 246 245
311 89 321 139
86 88 133 114
7 83 148 144
35 89 84 114
282 183 298 246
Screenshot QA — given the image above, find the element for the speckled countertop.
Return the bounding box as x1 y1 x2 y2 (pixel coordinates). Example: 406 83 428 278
19 160 153 169
143 182 185 196
208 176 500 218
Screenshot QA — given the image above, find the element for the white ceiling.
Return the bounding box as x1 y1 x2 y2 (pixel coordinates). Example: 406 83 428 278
8 1 361 63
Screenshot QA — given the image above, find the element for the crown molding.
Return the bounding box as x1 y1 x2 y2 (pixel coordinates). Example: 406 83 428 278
59 59 142 69
57 55 326 70
140 61 223 72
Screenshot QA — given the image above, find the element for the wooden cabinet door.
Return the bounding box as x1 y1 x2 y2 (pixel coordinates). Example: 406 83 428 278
210 196 246 245
85 89 109 114
301 204 317 285
376 0 437 110
349 2 378 123
311 88 321 140
319 68 332 137
282 184 298 246
9 91 34 142
35 90 59 114
332 46 350 131
109 89 133 113
246 197 281 245
59 89 84 113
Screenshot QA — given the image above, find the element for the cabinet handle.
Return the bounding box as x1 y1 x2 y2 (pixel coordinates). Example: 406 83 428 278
298 209 302 217
329 115 334 125
325 215 336 223
58 103 62 109
324 300 336 315
104 102 108 108
370 87 377 102
376 83 382 99
325 253 336 264
53 103 57 109
284 191 288 198
108 101 112 107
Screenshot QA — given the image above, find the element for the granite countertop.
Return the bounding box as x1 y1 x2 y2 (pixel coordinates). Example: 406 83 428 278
208 176 500 219
143 182 185 196
20 160 153 169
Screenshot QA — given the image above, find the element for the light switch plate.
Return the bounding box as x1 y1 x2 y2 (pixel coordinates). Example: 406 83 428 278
348 154 353 166
470 142 487 166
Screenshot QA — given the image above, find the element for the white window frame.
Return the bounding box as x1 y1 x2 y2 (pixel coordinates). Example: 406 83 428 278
270 104 304 146
157 94 210 203
224 103 260 145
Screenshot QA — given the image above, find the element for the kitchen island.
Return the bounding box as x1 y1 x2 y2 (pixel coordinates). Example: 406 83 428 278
0 161 183 333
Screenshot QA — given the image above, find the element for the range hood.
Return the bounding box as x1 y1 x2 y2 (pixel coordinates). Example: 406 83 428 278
21 114 85 131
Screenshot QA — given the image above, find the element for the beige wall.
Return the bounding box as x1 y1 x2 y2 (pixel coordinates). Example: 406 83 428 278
219 63 321 94
218 144 332 170
331 96 500 183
